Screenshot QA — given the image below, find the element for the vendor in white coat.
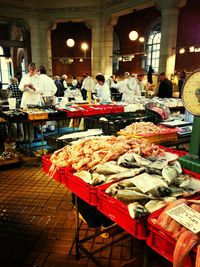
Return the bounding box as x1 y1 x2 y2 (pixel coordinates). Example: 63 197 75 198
95 74 112 103
19 62 43 108
111 72 141 103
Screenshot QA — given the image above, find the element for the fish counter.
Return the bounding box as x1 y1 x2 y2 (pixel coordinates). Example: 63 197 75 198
42 134 200 267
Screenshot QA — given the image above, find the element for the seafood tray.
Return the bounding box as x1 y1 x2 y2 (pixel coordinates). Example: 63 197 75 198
97 184 148 240
64 170 113 206
146 206 197 266
101 113 157 135
42 155 67 184
119 126 179 143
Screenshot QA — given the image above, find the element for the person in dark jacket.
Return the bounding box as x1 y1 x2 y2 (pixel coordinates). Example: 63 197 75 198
178 70 186 99
157 72 173 98
54 76 65 97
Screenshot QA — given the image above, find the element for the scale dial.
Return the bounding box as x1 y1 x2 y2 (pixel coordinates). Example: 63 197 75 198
182 70 200 116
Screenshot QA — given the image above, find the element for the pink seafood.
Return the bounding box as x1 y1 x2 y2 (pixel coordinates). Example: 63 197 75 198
173 230 198 267
157 198 187 229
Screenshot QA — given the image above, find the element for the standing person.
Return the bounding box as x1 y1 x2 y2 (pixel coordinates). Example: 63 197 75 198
80 73 90 100
19 62 43 142
8 77 22 108
54 76 65 97
71 76 78 90
94 74 112 103
38 66 57 98
81 73 90 100
111 72 141 103
137 74 146 96
178 70 186 99
19 62 43 108
61 74 68 90
157 72 173 98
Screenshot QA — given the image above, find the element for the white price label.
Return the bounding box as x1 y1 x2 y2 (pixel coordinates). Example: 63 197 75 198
166 203 200 234
132 173 163 193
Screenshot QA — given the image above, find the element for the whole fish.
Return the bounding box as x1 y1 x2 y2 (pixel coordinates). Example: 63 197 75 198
107 167 146 181
128 202 149 219
115 189 153 204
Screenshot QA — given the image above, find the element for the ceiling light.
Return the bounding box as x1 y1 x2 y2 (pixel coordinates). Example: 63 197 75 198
66 38 75 47
129 31 138 41
179 48 185 54
139 37 145 43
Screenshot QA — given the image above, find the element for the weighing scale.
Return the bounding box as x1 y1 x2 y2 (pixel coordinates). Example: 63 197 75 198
179 69 200 173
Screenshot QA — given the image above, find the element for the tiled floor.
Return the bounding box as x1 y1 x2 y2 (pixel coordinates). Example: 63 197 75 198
0 158 172 267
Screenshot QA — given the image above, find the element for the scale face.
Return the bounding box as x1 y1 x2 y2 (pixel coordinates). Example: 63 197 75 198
179 69 200 172
182 70 200 116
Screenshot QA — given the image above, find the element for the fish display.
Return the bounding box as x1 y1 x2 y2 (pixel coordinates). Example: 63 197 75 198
150 199 200 267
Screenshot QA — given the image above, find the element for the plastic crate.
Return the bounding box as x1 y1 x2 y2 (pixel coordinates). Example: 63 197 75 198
42 155 67 184
159 145 187 157
97 184 148 240
101 113 155 134
147 208 196 266
64 170 113 206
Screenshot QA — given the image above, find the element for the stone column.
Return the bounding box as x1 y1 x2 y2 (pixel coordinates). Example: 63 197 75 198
156 0 187 76
26 19 52 75
86 16 116 77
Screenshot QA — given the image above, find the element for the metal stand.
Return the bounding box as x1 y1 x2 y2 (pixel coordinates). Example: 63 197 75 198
70 195 130 267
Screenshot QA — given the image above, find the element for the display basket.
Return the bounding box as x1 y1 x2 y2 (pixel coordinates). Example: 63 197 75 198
42 155 67 184
101 112 158 135
97 183 148 240
64 169 113 206
118 126 179 143
147 206 197 266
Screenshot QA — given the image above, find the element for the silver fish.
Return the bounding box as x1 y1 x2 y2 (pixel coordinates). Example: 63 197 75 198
91 173 106 186
128 202 149 219
133 153 152 166
115 189 153 204
169 160 182 174
162 165 178 184
107 167 146 182
117 152 136 165
75 170 93 184
145 197 176 213
94 162 128 175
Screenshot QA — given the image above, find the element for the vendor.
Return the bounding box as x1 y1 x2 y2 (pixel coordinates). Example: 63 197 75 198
19 62 43 108
111 72 141 103
94 74 112 103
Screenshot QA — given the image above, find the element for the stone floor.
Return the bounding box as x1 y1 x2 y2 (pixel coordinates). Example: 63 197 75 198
0 157 172 267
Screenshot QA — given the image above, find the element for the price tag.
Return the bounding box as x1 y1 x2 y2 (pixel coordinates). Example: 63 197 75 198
131 173 163 193
166 203 200 234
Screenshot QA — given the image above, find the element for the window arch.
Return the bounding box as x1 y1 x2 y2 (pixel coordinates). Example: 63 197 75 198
144 22 161 73
0 46 12 88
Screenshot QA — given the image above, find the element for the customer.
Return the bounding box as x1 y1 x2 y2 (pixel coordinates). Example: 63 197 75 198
178 70 186 99
80 73 90 100
111 72 141 103
8 77 22 108
19 62 43 108
157 72 173 98
54 76 65 97
61 74 68 90
137 74 146 96
38 65 57 97
94 74 112 103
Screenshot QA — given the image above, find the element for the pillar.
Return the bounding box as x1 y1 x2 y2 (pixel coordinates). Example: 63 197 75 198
156 0 187 76
86 15 116 77
26 19 53 75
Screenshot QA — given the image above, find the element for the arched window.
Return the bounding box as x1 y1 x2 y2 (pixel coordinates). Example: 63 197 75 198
145 23 161 73
0 46 12 88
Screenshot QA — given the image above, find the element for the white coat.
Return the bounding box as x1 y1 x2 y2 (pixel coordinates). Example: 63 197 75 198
19 73 43 108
